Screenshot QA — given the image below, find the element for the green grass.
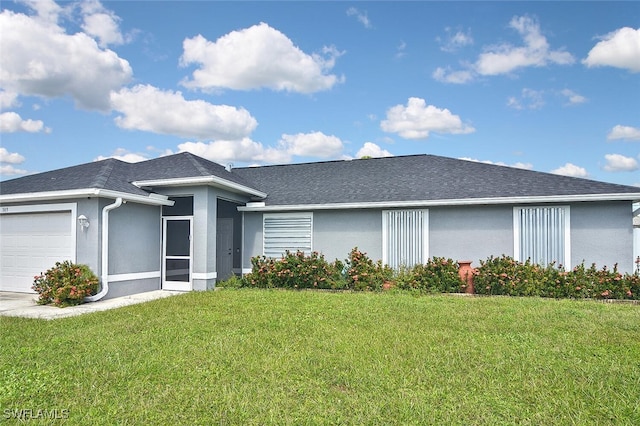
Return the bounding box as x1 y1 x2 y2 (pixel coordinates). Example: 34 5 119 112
1 290 639 425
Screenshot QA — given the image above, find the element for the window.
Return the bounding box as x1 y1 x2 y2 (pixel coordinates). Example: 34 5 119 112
383 209 428 269
263 213 312 258
162 196 194 216
514 206 570 267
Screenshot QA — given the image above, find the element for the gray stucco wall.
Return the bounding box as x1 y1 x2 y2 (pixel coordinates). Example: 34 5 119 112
106 278 160 299
242 209 383 269
313 210 382 261
242 211 262 270
429 205 513 265
108 201 162 275
242 201 636 273
242 208 507 268
75 198 101 275
104 200 162 299
571 201 634 273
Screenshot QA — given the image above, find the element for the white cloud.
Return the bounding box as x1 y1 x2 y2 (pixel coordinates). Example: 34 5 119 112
476 16 574 75
0 147 26 164
95 147 175 163
432 67 475 84
19 0 62 25
346 7 372 29
460 157 533 170
0 147 29 177
0 164 28 176
583 27 640 72
0 112 49 133
278 131 344 158
560 89 587 105
0 90 19 109
381 97 475 140
180 22 344 93
434 15 574 84
110 84 258 140
356 142 393 158
603 153 639 172
550 163 589 178
94 148 150 163
439 28 474 52
607 125 640 141
80 0 125 47
178 138 291 165
511 162 534 170
0 7 132 110
178 131 345 165
507 88 545 110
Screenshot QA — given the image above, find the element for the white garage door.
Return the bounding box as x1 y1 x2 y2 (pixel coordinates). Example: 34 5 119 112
0 211 74 293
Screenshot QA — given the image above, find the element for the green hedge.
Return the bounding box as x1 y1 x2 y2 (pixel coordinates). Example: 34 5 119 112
245 250 345 290
243 248 463 293
241 249 640 301
474 255 640 300
394 257 464 293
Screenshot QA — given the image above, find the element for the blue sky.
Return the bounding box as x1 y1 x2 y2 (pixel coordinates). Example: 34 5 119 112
1 1 639 186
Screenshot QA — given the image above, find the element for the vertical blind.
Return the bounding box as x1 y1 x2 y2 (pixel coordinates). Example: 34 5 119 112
263 214 312 258
517 206 567 266
383 209 428 269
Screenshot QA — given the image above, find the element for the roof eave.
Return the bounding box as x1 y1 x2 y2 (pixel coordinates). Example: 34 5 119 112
132 176 267 199
238 193 640 212
0 188 174 206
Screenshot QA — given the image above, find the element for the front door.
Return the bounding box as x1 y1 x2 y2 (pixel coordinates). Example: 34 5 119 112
163 217 192 291
216 218 234 282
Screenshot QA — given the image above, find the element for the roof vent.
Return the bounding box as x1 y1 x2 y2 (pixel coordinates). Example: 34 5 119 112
226 163 234 172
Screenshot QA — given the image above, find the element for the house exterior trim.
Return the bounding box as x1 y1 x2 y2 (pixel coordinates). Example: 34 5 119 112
238 193 640 212
108 271 162 282
192 272 217 280
133 176 267 199
0 189 173 206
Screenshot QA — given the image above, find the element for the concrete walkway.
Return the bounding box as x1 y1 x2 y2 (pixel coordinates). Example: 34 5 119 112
0 290 183 320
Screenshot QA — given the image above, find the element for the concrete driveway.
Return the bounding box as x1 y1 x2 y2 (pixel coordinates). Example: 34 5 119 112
0 290 182 320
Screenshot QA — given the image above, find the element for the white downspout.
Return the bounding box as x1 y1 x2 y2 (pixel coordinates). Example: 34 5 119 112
85 197 123 302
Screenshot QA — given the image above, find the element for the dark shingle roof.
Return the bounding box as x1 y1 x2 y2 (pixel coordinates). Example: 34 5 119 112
233 154 640 205
131 152 256 189
0 158 149 196
0 152 252 197
2 153 639 205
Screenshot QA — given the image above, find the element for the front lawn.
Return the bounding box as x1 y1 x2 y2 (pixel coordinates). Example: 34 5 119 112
1 290 639 424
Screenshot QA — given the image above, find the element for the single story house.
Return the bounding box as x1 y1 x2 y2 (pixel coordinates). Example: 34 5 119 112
1 152 639 299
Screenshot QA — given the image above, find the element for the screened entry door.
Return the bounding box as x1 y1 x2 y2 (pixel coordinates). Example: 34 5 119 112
163 217 192 291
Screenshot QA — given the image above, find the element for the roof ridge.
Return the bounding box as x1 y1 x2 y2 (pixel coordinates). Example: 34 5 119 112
235 154 431 171
184 152 215 176
91 158 118 189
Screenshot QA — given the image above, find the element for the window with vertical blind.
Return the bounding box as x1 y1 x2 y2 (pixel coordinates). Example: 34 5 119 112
513 206 570 267
263 213 313 258
382 209 429 269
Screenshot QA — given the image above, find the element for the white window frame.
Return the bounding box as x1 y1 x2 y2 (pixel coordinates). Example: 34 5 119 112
382 209 429 269
263 212 313 258
513 205 571 267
